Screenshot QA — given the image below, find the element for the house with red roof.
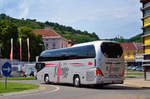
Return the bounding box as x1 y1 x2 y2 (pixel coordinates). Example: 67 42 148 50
121 43 137 61
33 27 68 50
120 42 143 66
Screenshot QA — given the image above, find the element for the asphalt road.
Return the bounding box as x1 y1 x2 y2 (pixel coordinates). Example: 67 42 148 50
1 80 150 99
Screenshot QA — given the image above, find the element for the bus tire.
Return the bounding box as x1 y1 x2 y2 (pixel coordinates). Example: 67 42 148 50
73 76 80 87
96 84 104 88
44 74 50 84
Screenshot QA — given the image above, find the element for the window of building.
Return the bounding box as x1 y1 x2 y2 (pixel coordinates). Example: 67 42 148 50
144 2 150 8
52 40 56 49
144 26 150 34
127 52 130 57
46 43 49 50
144 54 150 60
144 8 150 17
134 52 136 56
45 39 49 43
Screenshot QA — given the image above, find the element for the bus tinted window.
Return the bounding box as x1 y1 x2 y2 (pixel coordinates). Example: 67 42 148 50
101 42 123 58
38 45 96 61
35 63 45 72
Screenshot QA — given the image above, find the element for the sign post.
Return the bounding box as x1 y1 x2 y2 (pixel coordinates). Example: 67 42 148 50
2 62 12 89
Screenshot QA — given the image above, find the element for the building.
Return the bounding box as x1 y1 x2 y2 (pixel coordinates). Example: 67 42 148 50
67 39 75 48
120 43 143 67
140 0 150 80
121 43 136 63
33 28 68 50
134 43 144 66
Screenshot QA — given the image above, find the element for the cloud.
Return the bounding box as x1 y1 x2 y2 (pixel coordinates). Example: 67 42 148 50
0 0 5 10
19 0 29 18
1 0 142 39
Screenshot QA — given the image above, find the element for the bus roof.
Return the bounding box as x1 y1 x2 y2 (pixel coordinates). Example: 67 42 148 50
72 40 119 47
40 40 119 56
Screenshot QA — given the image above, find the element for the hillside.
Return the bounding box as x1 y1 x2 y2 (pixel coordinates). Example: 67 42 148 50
0 14 143 43
103 34 142 43
0 14 99 43
128 33 142 43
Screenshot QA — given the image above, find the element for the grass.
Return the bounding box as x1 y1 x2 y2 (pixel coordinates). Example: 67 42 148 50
0 82 39 93
0 77 36 80
125 70 144 76
127 70 143 72
125 72 144 76
146 98 150 99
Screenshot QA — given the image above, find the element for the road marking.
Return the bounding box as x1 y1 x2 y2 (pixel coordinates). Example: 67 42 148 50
48 85 60 93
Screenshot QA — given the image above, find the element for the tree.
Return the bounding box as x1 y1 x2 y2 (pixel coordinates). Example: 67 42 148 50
18 26 44 61
0 21 44 61
0 13 9 20
0 20 18 59
92 32 99 40
0 14 100 44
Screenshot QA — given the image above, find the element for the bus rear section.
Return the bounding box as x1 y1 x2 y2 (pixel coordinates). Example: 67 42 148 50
96 42 125 84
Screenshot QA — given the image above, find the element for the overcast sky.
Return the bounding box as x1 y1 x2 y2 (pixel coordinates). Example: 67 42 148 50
0 0 142 39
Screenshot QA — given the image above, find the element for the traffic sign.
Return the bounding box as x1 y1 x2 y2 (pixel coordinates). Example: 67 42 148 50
2 62 12 77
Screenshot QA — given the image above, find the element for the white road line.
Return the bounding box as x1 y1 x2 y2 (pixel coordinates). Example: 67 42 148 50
48 85 60 93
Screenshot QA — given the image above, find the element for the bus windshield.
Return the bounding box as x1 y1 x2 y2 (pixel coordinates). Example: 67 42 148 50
101 42 123 58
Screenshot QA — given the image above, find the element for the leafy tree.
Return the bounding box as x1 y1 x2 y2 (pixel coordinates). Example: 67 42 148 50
128 34 142 43
0 14 100 43
0 20 44 61
0 20 18 59
0 13 10 20
18 26 44 61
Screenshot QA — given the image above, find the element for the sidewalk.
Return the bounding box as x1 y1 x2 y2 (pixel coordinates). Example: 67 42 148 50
124 78 150 88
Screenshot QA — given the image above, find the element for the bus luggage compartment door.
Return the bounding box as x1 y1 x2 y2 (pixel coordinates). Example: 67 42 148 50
104 60 124 79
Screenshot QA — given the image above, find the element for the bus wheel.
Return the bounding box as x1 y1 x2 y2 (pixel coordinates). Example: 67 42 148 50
74 76 80 87
95 84 104 88
44 75 50 84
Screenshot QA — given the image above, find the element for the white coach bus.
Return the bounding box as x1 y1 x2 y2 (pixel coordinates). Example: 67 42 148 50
35 41 125 87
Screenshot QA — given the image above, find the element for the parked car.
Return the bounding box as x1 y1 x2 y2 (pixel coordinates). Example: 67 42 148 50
131 66 137 70
127 66 132 70
10 71 22 77
135 66 143 71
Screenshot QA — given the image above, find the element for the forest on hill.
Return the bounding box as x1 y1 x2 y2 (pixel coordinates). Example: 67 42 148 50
0 13 142 61
0 13 142 43
104 33 142 43
0 14 99 43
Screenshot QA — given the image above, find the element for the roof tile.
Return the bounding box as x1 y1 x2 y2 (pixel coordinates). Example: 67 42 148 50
33 29 60 37
120 43 136 50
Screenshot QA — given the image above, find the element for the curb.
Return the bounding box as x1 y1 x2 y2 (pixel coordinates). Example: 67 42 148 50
124 78 150 88
124 82 144 88
124 83 150 88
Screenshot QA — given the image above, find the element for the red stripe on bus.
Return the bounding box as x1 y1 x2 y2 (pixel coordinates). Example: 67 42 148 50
69 63 84 65
88 61 93 65
45 63 56 66
57 62 61 83
59 63 61 78
57 63 60 83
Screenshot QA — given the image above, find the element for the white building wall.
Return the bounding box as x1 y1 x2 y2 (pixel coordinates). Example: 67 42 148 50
43 36 68 50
